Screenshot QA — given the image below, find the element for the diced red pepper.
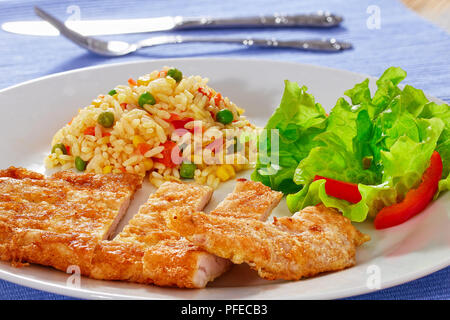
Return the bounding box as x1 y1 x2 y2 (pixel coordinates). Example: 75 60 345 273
198 87 212 98
154 141 179 168
374 151 443 229
209 111 215 120
65 145 71 155
83 126 96 136
166 113 194 132
137 143 152 156
313 175 362 204
214 93 222 106
120 103 127 110
168 113 181 122
83 126 110 137
171 117 194 131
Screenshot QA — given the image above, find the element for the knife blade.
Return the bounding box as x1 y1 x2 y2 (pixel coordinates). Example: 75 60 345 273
2 13 343 36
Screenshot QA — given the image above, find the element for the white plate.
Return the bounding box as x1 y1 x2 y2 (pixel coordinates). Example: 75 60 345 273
0 58 448 300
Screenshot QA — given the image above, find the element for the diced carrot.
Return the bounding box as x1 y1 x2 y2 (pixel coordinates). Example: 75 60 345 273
128 78 137 86
214 93 222 105
137 143 152 156
102 132 111 137
83 126 96 136
167 113 181 122
154 141 178 168
159 70 168 77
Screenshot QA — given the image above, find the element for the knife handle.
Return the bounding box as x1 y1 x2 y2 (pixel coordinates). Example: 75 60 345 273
137 36 352 52
175 12 343 29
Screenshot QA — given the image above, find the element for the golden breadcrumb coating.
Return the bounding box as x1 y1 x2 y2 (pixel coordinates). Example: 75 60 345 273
165 204 370 281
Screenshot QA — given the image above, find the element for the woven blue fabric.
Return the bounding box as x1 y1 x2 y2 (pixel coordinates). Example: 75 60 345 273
0 0 448 300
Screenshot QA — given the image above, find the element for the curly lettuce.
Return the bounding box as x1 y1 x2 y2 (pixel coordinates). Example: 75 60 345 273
254 67 449 222
251 80 327 194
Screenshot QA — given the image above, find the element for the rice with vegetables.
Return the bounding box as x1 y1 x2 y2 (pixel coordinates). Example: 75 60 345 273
45 67 257 188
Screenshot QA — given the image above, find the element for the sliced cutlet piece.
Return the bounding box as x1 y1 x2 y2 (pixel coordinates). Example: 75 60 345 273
92 181 225 285
0 167 142 240
51 170 142 240
210 179 283 221
0 220 98 274
165 204 370 281
115 181 213 246
142 238 231 288
89 240 146 282
143 179 282 288
0 167 141 273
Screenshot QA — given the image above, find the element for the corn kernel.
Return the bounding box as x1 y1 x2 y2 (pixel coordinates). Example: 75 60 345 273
236 107 245 115
103 165 113 174
216 164 235 182
132 135 145 148
143 158 153 171
233 163 246 171
91 98 102 107
223 164 235 177
137 75 151 86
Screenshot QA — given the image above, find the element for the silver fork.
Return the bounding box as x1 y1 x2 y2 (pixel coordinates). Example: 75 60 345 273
35 7 352 56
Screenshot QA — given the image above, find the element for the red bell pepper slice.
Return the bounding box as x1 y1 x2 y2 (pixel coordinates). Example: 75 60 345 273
374 151 443 229
313 175 362 204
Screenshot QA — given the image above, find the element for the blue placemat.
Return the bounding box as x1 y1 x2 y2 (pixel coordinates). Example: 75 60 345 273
0 0 448 300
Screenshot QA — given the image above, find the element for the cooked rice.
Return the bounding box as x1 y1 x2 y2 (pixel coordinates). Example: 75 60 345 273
45 67 257 188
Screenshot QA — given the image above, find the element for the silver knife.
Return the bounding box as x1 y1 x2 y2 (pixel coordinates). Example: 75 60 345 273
2 12 343 36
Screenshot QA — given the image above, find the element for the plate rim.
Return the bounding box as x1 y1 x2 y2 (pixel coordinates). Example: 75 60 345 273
0 57 448 300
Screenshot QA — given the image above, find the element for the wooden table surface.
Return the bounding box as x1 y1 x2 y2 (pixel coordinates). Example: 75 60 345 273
402 0 450 32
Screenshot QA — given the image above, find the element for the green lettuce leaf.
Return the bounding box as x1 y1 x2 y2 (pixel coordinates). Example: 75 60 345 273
286 67 447 221
251 80 327 193
287 117 444 221
255 66 449 222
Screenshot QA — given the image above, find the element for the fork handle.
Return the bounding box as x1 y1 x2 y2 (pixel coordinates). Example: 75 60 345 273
137 36 352 52
175 12 343 28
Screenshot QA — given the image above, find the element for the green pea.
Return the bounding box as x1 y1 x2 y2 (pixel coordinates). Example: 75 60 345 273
138 92 156 107
97 111 115 128
108 89 117 96
51 143 67 155
75 156 87 171
167 68 183 82
216 109 234 125
180 162 196 179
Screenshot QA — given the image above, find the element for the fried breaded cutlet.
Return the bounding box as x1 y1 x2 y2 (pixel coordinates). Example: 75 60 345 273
165 204 370 281
0 167 142 240
90 181 229 287
0 167 142 273
140 179 282 288
91 179 282 288
210 178 283 221
0 169 285 288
